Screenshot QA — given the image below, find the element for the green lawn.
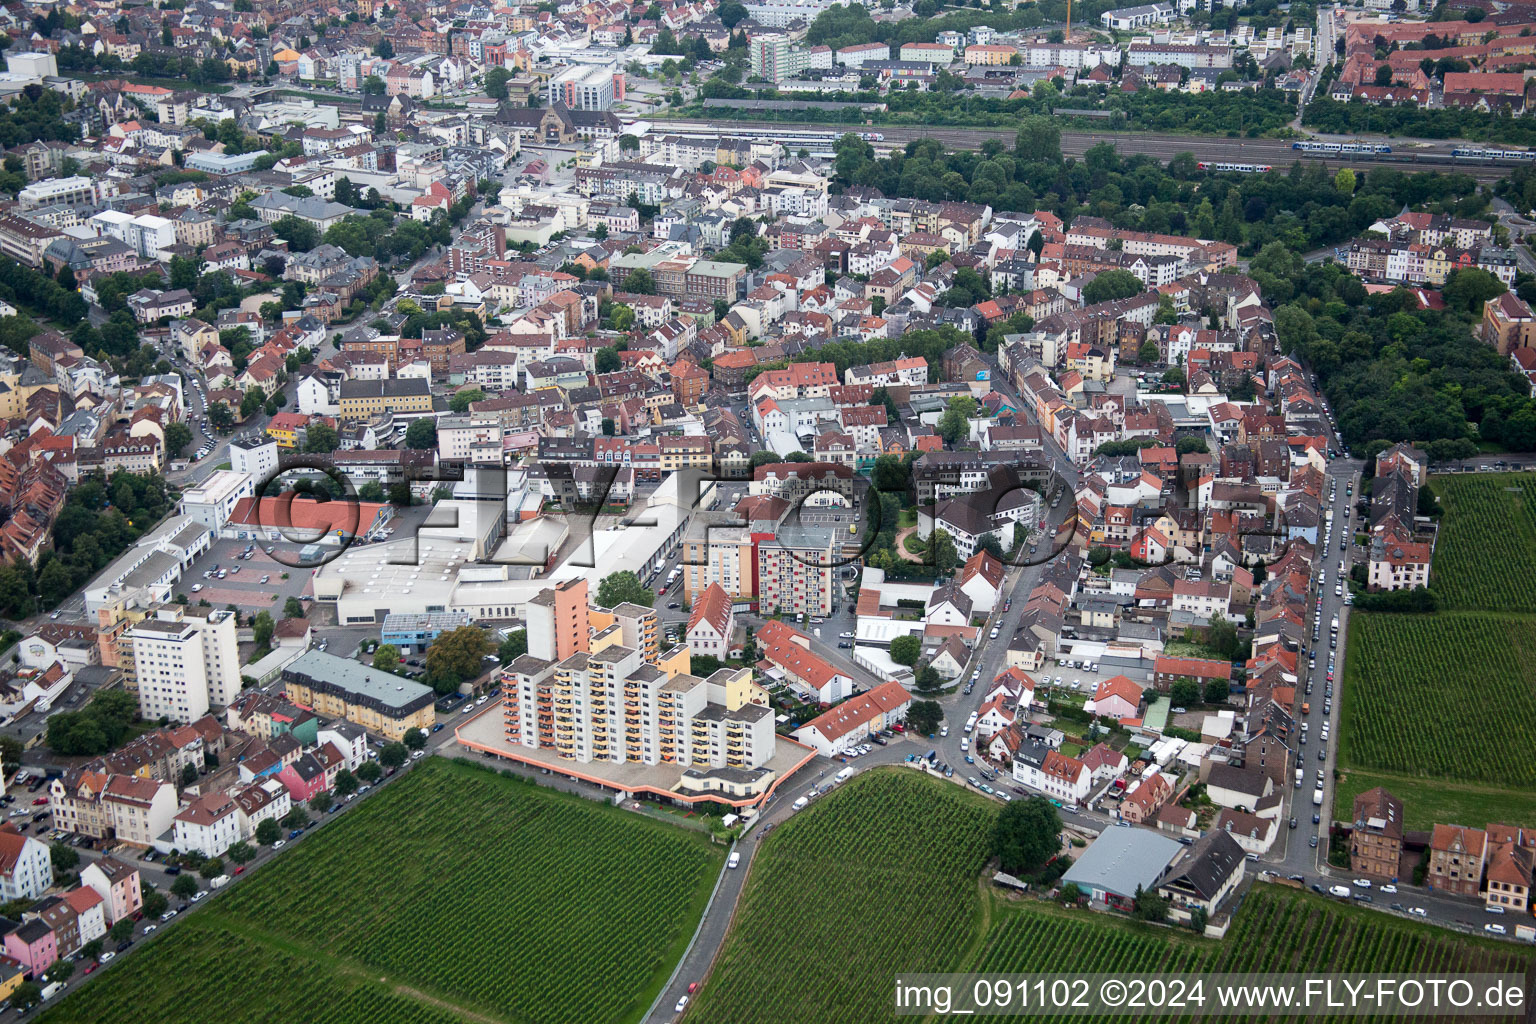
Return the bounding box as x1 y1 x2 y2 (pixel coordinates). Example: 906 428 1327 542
43 759 722 1024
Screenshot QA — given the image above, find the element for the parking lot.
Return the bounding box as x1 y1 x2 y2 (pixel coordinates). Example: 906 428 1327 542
179 542 319 614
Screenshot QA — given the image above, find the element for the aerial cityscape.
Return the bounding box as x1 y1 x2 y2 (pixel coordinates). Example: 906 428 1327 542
0 0 1529 1018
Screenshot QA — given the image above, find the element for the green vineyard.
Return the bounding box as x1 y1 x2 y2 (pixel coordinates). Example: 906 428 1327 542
692 772 1535 1024
44 759 723 1024
1425 473 1536 613
37 927 476 1024
1339 613 1536 788
687 770 996 1024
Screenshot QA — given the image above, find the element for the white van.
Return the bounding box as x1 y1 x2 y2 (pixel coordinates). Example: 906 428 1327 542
1294 769 1304 788
727 852 741 869
792 796 808 811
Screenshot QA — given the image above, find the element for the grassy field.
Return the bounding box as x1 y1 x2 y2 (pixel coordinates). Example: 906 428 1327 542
1334 767 1536 831
690 772 1532 1024
42 759 723 1024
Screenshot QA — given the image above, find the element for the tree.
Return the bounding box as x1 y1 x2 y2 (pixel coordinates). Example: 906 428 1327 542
379 742 408 768
208 402 233 431
905 699 943 735
302 423 339 453
1132 884 1170 922
334 769 359 797
889 634 921 666
929 528 959 575
1442 267 1507 314
1204 677 1231 704
141 888 169 919
198 857 225 879
484 66 511 100
621 268 656 294
1082 269 1144 304
405 418 437 450
180 762 199 786
164 421 193 458
937 395 976 444
252 610 274 649
255 817 282 845
499 628 527 663
284 596 305 619
1374 64 1393 86
992 796 1062 874
373 643 401 672
913 661 941 692
308 791 333 814
356 760 383 784
171 874 199 900
1170 677 1200 707
1334 167 1356 195
595 346 622 373
425 626 494 693
220 841 252 866
403 727 427 750
240 387 264 419
449 388 485 414
363 74 386 94
50 841 78 871
9 983 40 1010
597 570 654 608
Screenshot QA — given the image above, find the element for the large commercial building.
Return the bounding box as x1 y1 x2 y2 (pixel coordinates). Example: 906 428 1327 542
281 650 437 740
178 470 255 532
125 607 240 723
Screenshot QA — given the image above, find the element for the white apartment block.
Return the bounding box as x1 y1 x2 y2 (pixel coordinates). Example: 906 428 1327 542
127 607 240 723
91 209 178 259
229 433 280 481
501 653 774 771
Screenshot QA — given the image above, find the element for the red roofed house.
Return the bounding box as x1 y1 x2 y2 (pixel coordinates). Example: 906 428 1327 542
957 549 1005 614
61 886 106 948
973 695 1015 739
1427 824 1487 897
757 619 852 704
1120 771 1172 825
793 680 913 756
1086 675 1142 720
1032 749 1091 805
686 582 735 657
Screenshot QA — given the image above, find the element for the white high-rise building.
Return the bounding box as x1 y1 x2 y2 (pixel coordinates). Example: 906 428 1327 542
127 607 240 723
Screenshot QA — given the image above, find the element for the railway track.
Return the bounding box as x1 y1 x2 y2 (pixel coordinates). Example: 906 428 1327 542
641 118 1518 181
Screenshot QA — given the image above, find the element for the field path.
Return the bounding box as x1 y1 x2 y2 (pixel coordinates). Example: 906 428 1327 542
390 985 515 1024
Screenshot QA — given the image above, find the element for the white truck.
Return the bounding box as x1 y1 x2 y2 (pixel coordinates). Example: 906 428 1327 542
1313 787 1325 806
1330 616 1340 633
